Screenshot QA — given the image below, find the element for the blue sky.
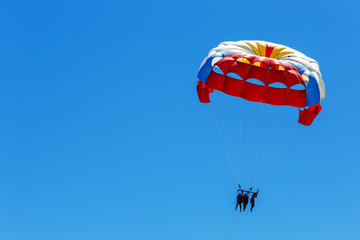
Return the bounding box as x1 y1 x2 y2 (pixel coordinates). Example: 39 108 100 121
0 0 359 239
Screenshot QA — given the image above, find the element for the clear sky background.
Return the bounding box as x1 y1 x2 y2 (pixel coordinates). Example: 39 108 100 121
0 0 359 239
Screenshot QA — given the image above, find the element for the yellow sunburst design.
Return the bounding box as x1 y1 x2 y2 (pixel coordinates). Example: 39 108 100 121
242 41 298 59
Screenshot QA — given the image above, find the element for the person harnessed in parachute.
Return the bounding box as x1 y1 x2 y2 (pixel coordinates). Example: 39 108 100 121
243 193 249 211
250 190 259 212
235 191 243 212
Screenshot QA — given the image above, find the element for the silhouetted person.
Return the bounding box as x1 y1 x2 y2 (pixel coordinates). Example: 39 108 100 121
235 193 243 212
250 192 258 212
243 193 249 211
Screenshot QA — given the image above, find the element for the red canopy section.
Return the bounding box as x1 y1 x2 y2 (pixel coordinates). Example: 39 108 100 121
197 52 323 126
298 104 322 126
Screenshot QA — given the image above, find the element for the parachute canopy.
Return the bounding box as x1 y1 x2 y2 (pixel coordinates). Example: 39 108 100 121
197 40 325 125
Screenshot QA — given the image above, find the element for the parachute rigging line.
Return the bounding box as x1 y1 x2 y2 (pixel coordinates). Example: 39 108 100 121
209 103 240 185
251 103 264 187
237 99 244 184
253 107 284 187
257 123 300 187
229 213 240 240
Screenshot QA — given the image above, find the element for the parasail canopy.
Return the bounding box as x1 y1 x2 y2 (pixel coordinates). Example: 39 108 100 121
197 40 325 125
